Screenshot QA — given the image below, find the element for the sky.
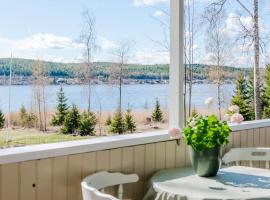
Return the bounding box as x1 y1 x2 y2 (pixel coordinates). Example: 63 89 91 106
0 0 270 66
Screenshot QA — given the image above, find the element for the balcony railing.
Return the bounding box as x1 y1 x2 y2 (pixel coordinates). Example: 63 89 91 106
0 119 270 200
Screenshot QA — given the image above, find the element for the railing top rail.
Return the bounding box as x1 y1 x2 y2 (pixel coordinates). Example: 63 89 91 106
0 119 270 165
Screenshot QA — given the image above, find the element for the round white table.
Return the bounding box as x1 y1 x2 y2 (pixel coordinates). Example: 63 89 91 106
143 166 270 200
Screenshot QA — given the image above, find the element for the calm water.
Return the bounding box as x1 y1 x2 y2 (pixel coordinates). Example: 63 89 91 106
0 84 235 113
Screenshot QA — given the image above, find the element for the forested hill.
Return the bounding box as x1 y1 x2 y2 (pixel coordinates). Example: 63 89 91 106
0 58 248 82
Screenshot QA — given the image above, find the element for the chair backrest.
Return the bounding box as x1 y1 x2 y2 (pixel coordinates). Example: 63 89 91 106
223 147 270 168
81 171 139 200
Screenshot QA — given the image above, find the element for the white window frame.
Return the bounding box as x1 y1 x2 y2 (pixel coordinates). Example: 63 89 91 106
169 0 185 128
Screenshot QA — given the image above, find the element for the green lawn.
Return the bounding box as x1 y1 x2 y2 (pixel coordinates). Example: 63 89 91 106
0 129 95 148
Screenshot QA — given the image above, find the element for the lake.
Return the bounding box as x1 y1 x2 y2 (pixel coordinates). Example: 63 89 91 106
0 84 235 113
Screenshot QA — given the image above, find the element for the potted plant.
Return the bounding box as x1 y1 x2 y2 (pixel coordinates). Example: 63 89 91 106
169 100 244 177
183 114 231 177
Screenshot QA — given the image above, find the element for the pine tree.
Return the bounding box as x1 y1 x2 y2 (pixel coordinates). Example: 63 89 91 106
0 109 5 129
61 104 80 134
124 109 136 133
105 116 112 126
51 86 69 126
262 65 270 118
26 112 37 128
19 105 27 127
231 72 253 121
109 111 126 134
152 99 163 122
78 112 97 136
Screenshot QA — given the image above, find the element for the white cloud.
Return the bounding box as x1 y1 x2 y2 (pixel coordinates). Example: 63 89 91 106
130 50 169 64
133 0 167 6
16 33 83 50
224 13 266 38
154 11 163 17
99 37 118 49
0 33 83 50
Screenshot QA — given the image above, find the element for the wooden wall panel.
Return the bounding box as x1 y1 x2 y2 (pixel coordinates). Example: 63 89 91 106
37 159 53 200
155 142 166 171
133 145 145 200
67 154 82 200
20 161 37 200
1 127 270 200
0 163 19 200
165 141 176 169
175 139 186 168
52 156 68 200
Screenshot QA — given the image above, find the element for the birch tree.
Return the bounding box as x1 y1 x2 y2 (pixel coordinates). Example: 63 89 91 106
205 11 228 120
112 40 133 112
31 60 48 131
205 0 262 119
80 9 97 114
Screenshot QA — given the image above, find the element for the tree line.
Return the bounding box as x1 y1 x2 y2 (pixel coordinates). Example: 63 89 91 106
231 64 270 120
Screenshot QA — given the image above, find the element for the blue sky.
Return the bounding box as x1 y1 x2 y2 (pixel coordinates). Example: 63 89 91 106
0 0 170 64
0 0 270 66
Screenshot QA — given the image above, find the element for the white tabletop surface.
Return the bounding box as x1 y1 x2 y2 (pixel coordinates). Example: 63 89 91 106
145 166 270 200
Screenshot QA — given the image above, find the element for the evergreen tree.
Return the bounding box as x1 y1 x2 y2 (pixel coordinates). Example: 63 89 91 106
61 104 80 134
19 105 27 127
78 112 97 136
262 65 270 118
152 99 163 122
109 111 126 134
26 112 37 128
124 109 136 133
51 86 69 126
105 116 112 126
231 72 253 121
0 109 5 129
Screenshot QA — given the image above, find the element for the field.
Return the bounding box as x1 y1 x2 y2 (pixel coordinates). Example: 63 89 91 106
0 110 169 148
0 108 227 148
0 129 96 148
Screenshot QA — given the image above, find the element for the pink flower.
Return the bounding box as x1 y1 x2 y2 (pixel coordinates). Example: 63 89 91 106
230 113 244 124
168 128 182 139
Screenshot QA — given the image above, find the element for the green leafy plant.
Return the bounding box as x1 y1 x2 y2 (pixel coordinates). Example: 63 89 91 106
183 115 231 151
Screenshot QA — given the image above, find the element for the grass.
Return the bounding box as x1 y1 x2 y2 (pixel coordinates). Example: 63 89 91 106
0 129 95 148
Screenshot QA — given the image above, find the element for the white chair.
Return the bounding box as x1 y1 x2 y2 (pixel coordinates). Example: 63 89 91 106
81 171 139 200
223 147 270 169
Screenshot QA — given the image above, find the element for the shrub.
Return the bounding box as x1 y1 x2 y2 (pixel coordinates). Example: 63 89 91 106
61 104 80 134
78 112 97 136
183 115 231 151
109 111 126 134
152 99 163 122
124 109 136 133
